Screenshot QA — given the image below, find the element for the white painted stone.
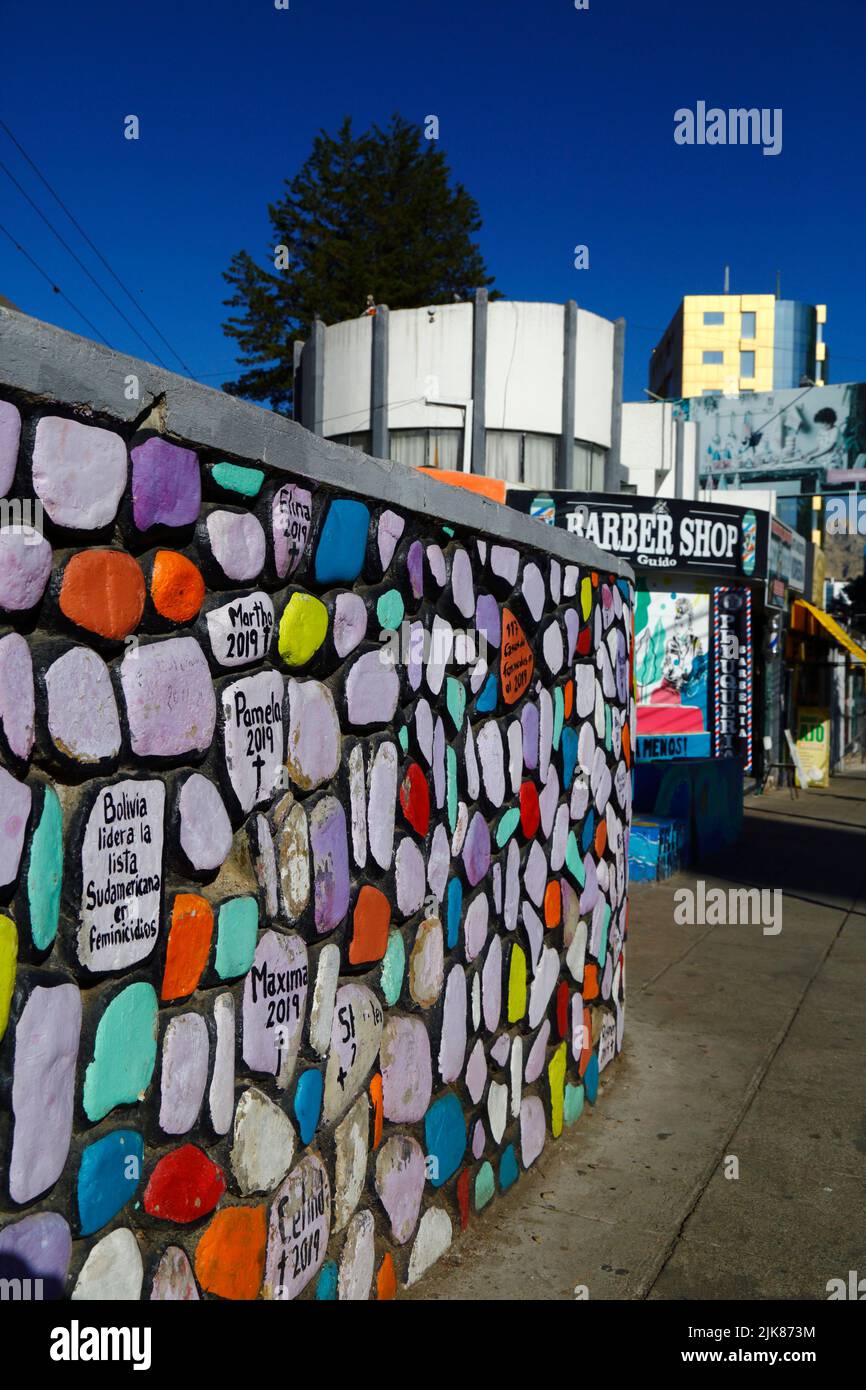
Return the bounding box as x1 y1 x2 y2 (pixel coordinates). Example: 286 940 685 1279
208 992 235 1135
207 510 266 581
71 1228 143 1301
333 1093 369 1231
348 743 367 869
406 1207 452 1287
274 799 310 922
77 779 165 972
206 591 274 667
338 1209 375 1301
367 740 398 871
528 946 560 1029
477 720 505 807
510 1036 523 1118
487 1080 508 1144
33 416 126 530
566 920 588 984
159 1012 209 1135
263 1153 330 1299
323 984 383 1124
150 1245 200 1300
230 1086 296 1195
221 669 284 812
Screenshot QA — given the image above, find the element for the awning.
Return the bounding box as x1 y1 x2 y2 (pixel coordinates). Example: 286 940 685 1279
793 600 866 665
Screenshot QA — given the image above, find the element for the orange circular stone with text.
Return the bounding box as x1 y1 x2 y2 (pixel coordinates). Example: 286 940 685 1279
500 607 534 706
150 549 205 623
59 549 145 639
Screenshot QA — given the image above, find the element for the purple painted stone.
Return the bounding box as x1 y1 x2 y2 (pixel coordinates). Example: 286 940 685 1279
432 716 446 809
395 837 425 917
375 1135 426 1244
477 721 505 806
465 723 479 801
520 1094 546 1167
159 1012 209 1135
472 1119 486 1159
539 768 560 838
272 482 312 579
10 983 81 1202
426 823 450 902
407 540 424 599
465 1038 486 1104
285 678 340 790
380 1014 432 1123
616 631 629 703
482 935 502 1032
345 650 399 727
120 636 216 758
438 965 467 1083
0 765 30 887
523 841 547 907
0 1212 71 1294
131 437 201 530
462 811 490 887
521 562 545 621
377 509 405 571
0 632 34 760
504 839 520 931
542 620 564 674
475 593 501 648
490 545 518 585
406 620 424 691
310 796 350 935
178 773 233 871
580 853 599 914
463 891 489 962
415 699 434 764
206 510 266 581
490 1032 510 1067
451 547 474 619
33 416 126 529
524 1020 551 1083
0 527 52 611
333 592 367 658
565 608 581 662
521 702 539 770
578 721 596 777
591 897 607 957
243 931 308 1086
0 399 21 496
574 665 595 717
45 646 121 763
426 545 446 587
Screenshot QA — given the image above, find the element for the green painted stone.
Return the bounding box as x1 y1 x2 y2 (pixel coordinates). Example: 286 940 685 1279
442 525 454 538
564 1082 585 1126
376 589 405 630
83 982 158 1122
475 1160 495 1210
446 746 458 833
212 461 265 497
398 725 409 753
604 702 612 751
553 685 564 750
446 676 466 732
380 929 406 1007
215 896 259 980
496 807 521 848
565 831 585 885
598 903 611 961
27 787 63 951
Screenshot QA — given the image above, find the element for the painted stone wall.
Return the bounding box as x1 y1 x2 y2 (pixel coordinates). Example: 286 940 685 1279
0 322 633 1302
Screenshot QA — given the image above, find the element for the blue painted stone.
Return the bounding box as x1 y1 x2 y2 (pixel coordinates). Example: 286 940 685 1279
499 1143 519 1191
561 727 578 789
424 1093 466 1188
294 1068 324 1145
315 1259 338 1300
476 673 498 713
314 499 370 584
616 579 630 601
581 811 595 853
77 1130 143 1236
584 1053 600 1104
446 878 463 950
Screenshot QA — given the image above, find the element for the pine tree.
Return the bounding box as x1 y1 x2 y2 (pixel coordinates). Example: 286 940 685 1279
221 115 497 414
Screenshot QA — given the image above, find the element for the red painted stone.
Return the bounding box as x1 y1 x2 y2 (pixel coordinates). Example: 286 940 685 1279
556 981 570 1040
519 781 540 839
400 762 430 837
456 1167 470 1231
576 626 592 657
143 1144 226 1224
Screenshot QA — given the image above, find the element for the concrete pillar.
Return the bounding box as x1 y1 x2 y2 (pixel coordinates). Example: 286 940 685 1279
604 317 626 493
292 341 304 422
557 300 578 490
300 318 325 436
371 304 390 459
471 288 488 473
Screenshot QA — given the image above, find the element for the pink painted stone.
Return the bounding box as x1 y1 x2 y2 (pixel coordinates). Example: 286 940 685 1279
482 935 502 1032
206 510 266 581
463 892 489 963
45 646 121 763
374 1134 425 1244
32 416 126 529
490 1033 510 1067
539 768 560 837
0 632 34 760
150 1245 200 1300
0 527 52 611
263 1154 330 1300
465 1038 487 1104
406 620 424 691
550 559 562 603
272 482 312 579
472 1119 486 1159
0 400 21 495
377 509 405 571
178 773 233 871
520 1095 546 1167
120 637 216 758
130 437 200 530
380 1014 432 1123
451 548 474 619
580 853 599 915
490 544 518 585
438 966 467 1083
345 650 399 726
426 545 446 587
524 1020 551 1083
395 837 425 917
159 1012 209 1135
10 982 81 1202
310 797 350 934
551 803 570 870
243 931 308 1086
285 679 340 790
333 591 367 658
414 699 434 764
0 765 31 887
462 811 491 887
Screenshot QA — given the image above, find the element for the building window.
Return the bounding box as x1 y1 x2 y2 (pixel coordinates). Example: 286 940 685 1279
702 350 724 365
703 312 724 325
741 311 756 339
740 350 756 378
702 389 722 397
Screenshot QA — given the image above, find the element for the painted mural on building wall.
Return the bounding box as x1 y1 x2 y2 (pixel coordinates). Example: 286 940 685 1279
634 579 710 760
0 388 633 1301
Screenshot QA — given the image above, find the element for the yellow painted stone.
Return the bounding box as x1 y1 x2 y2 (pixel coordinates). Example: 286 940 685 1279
507 944 527 1023
580 576 592 621
549 1041 567 1138
0 914 18 1040
278 593 328 666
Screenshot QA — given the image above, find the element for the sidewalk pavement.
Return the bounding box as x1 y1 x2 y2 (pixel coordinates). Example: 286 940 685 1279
408 774 866 1301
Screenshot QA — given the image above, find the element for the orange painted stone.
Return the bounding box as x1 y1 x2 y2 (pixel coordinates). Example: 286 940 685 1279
377 1251 397 1300
500 608 534 706
579 1003 593 1075
194 1204 267 1301
150 550 205 623
349 885 391 965
59 549 145 639
594 821 607 857
369 1072 384 1149
543 880 561 928
622 720 631 768
583 963 600 1001
161 893 214 1000
563 680 574 720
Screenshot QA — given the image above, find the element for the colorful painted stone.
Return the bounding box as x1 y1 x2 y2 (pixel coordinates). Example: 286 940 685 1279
271 482 313 579
45 646 121 764
145 1144 226 1224
214 895 258 979
263 1153 331 1299
399 761 430 836
349 885 391 965
314 498 370 583
242 930 308 1087
159 1011 209 1134
205 509 266 582
0 915 16 1038
285 678 340 790
294 1068 324 1145
500 608 534 704
194 1205 267 1301
25 787 63 951
375 1135 426 1244
150 550 205 624
131 436 200 530
0 631 34 760
76 779 165 972
121 636 216 758
278 591 327 666
161 893 214 999
33 416 126 529
10 981 81 1202
310 796 350 933
59 549 145 639
381 1014 432 1123
77 1130 143 1235
0 1211 71 1298
424 1092 466 1188
231 1087 296 1195
150 1245 200 1300
83 982 157 1122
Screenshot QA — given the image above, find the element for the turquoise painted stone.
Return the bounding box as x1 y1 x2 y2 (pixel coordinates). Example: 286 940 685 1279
294 1068 324 1145
315 1260 338 1300
446 676 466 731
584 1053 599 1103
477 672 498 712
604 701 612 750
446 878 463 950
499 1143 519 1191
77 1130 143 1235
215 897 258 980
314 499 370 583
26 786 63 950
564 1082 584 1125
561 727 578 788
377 589 404 630
381 929 406 1006
212 461 264 497
566 831 585 885
496 807 520 848
553 685 564 749
475 1161 495 1210
446 746 458 832
398 725 409 753
424 1093 466 1189
83 983 158 1122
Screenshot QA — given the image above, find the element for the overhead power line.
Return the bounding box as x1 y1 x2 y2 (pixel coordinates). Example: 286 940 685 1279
0 219 112 346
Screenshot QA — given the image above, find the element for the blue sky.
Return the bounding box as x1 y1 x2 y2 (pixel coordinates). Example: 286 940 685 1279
2 0 864 403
